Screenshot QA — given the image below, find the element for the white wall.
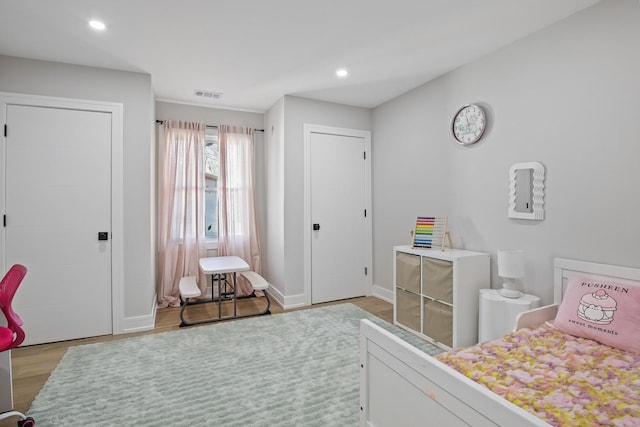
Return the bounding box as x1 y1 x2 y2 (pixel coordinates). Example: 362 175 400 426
0 55 155 324
161 96 372 307
372 0 640 304
372 82 453 293
156 101 264 130
268 95 371 306
264 98 285 298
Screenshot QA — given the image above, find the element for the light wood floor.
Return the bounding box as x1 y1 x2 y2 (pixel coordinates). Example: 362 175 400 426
1 296 391 426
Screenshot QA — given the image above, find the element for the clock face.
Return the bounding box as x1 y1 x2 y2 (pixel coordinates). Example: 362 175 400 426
452 104 486 145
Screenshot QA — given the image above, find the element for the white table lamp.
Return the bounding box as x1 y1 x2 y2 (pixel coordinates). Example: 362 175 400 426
497 249 524 298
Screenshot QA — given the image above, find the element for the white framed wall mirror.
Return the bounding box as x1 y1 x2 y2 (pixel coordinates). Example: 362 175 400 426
508 162 545 220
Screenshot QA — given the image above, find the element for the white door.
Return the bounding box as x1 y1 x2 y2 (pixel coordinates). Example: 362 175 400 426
310 131 368 304
4 104 112 345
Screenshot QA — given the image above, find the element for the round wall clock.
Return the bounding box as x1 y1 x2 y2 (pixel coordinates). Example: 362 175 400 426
451 104 487 145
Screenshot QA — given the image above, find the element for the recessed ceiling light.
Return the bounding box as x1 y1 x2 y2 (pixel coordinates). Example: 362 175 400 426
89 20 106 31
336 68 349 78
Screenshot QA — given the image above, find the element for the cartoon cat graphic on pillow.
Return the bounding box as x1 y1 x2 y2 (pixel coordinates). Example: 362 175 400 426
577 289 617 324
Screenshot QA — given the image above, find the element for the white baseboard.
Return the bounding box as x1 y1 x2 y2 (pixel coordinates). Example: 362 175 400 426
372 284 393 304
121 294 157 334
268 286 306 309
271 284 392 309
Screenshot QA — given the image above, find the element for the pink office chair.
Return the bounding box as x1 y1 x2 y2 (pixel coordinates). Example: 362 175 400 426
0 265 35 427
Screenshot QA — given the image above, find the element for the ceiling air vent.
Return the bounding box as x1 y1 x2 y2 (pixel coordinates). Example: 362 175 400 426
194 90 223 99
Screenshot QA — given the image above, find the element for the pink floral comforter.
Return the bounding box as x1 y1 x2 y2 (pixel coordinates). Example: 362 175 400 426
435 323 640 426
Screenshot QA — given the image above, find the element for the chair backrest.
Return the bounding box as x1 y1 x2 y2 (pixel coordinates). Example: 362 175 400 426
0 264 27 349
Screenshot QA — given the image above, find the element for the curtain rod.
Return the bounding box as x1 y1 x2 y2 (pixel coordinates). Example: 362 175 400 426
155 119 264 132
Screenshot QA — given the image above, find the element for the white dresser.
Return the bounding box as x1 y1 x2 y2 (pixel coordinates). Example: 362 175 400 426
393 245 490 349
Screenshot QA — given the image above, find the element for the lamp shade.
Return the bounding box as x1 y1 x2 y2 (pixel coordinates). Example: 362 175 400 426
497 250 524 278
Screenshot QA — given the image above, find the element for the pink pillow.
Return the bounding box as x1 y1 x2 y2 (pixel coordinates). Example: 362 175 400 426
554 276 640 353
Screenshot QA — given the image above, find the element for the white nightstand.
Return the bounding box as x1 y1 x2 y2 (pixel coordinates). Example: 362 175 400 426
478 289 541 342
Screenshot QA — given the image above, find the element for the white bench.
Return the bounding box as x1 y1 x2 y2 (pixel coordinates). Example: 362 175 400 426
178 270 272 327
240 270 269 291
179 276 201 299
240 271 271 315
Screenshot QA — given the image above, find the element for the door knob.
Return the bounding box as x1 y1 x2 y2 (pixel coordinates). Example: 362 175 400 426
313 224 320 231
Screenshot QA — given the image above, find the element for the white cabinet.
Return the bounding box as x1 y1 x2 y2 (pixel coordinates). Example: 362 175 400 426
393 245 489 349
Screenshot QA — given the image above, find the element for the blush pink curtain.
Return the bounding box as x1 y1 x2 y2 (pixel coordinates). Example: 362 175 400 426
217 125 261 296
157 121 207 308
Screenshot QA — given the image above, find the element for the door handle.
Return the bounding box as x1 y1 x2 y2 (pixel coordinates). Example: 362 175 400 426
98 232 109 241
313 224 320 231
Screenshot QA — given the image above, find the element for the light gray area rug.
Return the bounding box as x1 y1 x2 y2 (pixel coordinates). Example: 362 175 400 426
28 303 442 426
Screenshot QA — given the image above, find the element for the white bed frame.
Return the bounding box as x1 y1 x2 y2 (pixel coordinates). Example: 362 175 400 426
360 258 640 427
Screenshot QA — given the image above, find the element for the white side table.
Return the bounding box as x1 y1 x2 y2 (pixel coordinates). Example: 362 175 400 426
478 289 541 342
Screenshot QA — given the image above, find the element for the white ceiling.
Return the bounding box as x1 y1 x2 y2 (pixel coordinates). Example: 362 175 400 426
0 0 599 112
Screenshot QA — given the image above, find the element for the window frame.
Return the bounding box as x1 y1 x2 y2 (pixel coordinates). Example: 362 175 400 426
204 128 219 249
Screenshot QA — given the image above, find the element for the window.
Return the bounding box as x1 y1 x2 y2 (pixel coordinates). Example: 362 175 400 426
204 128 219 239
